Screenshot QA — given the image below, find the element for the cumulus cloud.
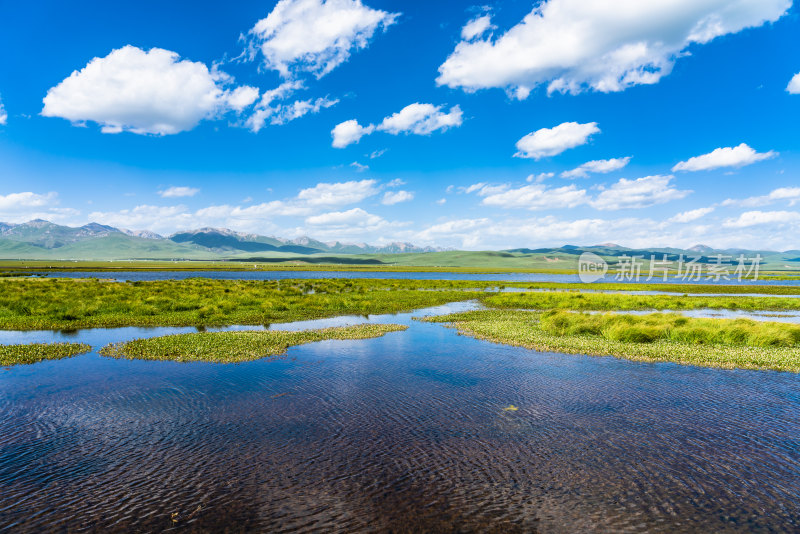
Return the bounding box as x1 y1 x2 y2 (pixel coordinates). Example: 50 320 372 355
297 179 379 206
723 210 800 228
0 95 6 125
332 103 462 147
246 0 399 78
672 143 777 172
480 184 590 210
42 46 257 135
88 205 196 234
722 187 800 208
305 207 383 226
515 122 599 159
461 15 495 41
788 72 800 94
377 103 463 135
591 175 690 210
437 0 789 98
0 192 58 211
561 156 630 178
382 190 414 205
331 119 375 148
158 186 199 198
668 207 715 223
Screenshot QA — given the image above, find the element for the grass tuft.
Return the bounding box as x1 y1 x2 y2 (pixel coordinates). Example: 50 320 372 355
99 323 408 363
0 342 92 366
422 310 800 373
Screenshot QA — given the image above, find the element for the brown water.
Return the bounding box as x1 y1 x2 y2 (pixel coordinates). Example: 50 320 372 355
1 304 799 532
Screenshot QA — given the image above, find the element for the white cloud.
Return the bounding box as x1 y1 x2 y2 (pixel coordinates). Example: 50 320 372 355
386 178 405 187
0 95 6 125
436 198 446 205
723 210 800 228
158 186 200 198
723 187 800 208
331 119 375 148
437 0 789 98
591 175 690 210
787 72 800 94
561 156 630 178
247 0 399 78
668 207 715 223
88 205 196 234
481 183 590 210
350 161 369 172
672 143 777 172
226 86 260 111
515 122 599 159
377 103 462 135
333 103 463 147
526 172 554 183
461 15 495 41
271 96 338 125
42 46 257 135
382 190 414 205
306 207 383 226
0 191 58 211
297 179 378 206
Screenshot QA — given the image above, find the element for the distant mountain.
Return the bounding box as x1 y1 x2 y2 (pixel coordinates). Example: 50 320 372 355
0 219 121 248
122 229 164 240
0 220 443 259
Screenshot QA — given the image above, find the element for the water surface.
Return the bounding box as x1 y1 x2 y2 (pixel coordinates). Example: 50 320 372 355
1 304 799 532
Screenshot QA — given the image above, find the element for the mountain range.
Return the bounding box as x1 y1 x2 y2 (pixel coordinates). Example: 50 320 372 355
1 219 798 271
0 220 442 260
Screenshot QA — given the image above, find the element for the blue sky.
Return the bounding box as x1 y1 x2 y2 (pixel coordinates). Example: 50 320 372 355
1 0 799 249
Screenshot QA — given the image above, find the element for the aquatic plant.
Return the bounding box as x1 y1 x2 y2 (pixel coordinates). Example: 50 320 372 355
423 310 800 373
99 323 408 363
0 342 92 366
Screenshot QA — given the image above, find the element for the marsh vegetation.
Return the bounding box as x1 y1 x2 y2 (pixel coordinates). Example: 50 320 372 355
99 324 407 363
0 342 91 366
423 310 800 372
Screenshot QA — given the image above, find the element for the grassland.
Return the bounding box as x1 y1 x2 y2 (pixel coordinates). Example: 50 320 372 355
3 277 800 331
483 291 800 311
423 310 800 373
99 324 407 363
0 278 488 330
0 342 92 366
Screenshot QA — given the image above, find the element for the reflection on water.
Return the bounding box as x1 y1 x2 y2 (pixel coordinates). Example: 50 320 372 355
1 303 799 532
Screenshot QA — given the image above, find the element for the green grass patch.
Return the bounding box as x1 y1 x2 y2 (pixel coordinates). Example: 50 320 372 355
482 291 800 312
422 310 800 373
0 342 92 366
99 324 407 363
0 278 487 330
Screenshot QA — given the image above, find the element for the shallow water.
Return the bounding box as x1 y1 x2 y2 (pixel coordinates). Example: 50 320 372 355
32 269 800 286
1 303 799 532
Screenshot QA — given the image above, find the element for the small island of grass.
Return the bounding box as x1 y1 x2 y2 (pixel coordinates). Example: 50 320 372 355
423 310 800 373
0 342 92 367
99 323 408 363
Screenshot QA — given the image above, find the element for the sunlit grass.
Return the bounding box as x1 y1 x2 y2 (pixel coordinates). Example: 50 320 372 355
99 324 407 363
422 310 800 373
0 342 92 366
0 278 487 330
481 291 800 312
